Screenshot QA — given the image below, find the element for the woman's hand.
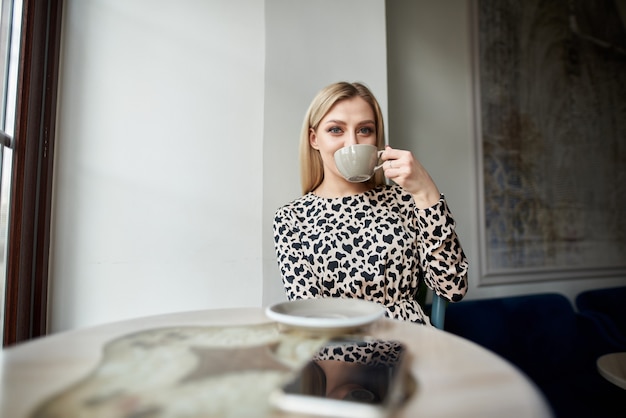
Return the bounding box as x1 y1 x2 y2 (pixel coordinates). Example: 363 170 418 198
381 145 441 209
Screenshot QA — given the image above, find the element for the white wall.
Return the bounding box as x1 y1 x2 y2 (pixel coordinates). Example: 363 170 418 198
51 0 267 331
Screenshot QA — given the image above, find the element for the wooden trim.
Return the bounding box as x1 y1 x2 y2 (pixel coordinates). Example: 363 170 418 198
3 0 63 347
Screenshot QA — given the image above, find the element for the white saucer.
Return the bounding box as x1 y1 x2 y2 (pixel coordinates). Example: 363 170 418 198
265 298 386 332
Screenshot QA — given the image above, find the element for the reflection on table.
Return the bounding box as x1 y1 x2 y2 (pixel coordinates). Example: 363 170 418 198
0 308 553 418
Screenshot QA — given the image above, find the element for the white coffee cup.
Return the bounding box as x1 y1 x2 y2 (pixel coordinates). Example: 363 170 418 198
334 144 383 183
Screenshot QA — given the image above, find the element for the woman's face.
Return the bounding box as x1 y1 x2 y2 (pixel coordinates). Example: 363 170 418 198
310 96 377 181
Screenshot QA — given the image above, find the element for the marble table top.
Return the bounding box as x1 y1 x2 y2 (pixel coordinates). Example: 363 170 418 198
1 307 553 418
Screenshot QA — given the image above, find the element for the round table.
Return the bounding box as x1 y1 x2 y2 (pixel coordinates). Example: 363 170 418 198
0 308 552 417
597 352 626 390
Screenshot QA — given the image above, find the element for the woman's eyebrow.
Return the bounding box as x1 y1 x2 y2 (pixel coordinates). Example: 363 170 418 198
322 119 346 125
322 119 375 125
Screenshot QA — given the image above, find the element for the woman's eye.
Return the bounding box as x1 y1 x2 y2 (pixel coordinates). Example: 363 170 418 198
359 127 374 135
328 127 343 134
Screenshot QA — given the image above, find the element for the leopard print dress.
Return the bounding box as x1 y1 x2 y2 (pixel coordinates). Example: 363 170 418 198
273 184 468 325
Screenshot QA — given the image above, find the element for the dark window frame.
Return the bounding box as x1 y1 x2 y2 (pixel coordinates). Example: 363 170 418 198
3 0 63 347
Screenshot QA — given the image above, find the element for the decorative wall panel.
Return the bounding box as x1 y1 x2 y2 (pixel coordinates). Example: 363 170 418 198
475 0 626 282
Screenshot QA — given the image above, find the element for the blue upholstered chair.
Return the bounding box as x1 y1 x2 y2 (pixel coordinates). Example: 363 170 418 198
576 286 626 350
416 280 447 330
430 294 447 330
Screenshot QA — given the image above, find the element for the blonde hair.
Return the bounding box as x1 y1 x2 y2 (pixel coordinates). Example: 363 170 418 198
299 82 386 195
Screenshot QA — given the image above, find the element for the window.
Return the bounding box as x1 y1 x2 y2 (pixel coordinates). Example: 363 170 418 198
2 0 63 347
0 0 21 344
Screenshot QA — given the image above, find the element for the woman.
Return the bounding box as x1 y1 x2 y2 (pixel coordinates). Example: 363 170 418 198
273 81 468 325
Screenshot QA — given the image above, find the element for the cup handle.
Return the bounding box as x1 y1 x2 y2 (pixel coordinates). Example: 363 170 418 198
374 150 384 171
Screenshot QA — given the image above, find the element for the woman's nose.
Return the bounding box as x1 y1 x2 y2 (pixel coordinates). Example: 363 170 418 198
345 131 358 146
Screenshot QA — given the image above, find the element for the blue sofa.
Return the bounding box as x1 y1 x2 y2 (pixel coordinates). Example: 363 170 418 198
576 286 626 349
443 292 626 418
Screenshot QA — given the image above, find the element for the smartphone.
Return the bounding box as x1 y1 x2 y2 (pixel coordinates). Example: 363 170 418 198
270 337 411 418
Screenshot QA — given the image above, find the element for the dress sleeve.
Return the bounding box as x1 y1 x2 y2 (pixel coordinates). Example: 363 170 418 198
416 195 469 302
273 206 322 300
